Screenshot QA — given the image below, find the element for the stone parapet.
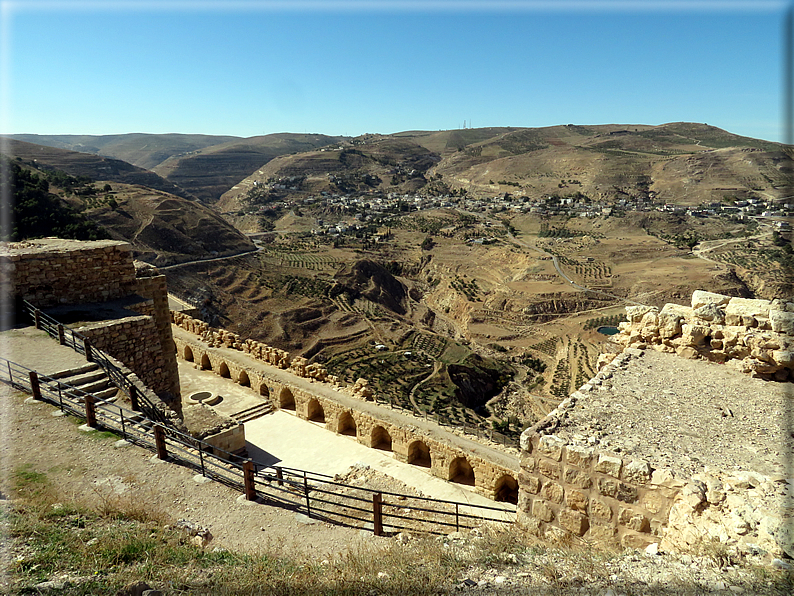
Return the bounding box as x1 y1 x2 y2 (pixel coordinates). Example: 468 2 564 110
614 291 794 381
1 238 137 308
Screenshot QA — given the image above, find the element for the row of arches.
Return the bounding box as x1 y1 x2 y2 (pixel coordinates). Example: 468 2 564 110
180 341 518 503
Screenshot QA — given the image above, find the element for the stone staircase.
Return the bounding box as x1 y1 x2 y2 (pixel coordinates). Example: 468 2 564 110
230 401 273 424
47 363 120 404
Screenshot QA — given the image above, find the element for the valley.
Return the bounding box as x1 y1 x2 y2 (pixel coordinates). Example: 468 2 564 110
3 122 792 440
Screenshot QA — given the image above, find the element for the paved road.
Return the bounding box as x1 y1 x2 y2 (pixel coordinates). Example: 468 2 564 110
158 248 260 271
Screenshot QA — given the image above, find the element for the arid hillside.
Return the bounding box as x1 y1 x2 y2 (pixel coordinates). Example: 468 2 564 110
2 138 196 200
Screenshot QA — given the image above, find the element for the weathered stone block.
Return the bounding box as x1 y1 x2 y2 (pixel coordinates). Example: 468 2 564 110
589 498 613 521
587 520 617 540
563 467 593 489
618 508 650 532
616 483 639 503
565 444 594 468
537 435 565 461
770 310 794 335
558 508 589 536
691 290 730 309
520 473 540 494
622 460 652 484
595 455 623 478
538 459 561 480
566 488 588 512
532 499 554 522
598 478 618 498
541 481 564 504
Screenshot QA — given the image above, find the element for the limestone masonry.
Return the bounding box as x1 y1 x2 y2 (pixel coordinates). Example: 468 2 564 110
1 238 181 410
518 290 793 559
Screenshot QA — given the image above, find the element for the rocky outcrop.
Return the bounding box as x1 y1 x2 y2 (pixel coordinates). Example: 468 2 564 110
614 290 794 381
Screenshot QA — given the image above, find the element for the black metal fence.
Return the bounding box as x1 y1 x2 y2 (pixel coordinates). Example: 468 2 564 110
1 354 515 536
21 300 172 426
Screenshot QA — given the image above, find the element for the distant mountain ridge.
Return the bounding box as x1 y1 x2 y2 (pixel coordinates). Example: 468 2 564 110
6 123 792 209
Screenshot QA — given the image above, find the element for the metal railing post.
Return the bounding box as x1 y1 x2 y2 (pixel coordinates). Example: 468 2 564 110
373 492 383 536
455 503 460 532
120 407 126 440
84 394 97 428
154 424 168 460
199 443 205 476
304 472 311 517
28 371 41 400
243 459 256 501
129 385 140 411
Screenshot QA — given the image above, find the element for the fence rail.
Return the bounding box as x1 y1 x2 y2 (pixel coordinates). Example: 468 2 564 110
21 300 172 426
2 355 515 536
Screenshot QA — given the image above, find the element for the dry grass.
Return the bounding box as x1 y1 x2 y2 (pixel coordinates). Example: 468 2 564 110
5 464 793 595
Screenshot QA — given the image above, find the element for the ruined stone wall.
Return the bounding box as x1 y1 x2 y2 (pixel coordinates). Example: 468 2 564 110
516 290 794 557
173 332 519 503
1 238 181 409
131 265 180 399
611 290 794 381
78 315 176 403
516 430 679 549
1 239 137 308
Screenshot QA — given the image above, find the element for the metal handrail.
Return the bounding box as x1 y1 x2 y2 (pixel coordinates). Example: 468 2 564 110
21 300 173 427
2 352 516 534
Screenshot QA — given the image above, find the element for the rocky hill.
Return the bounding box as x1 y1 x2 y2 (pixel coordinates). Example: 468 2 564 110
2 138 196 201
6 132 240 170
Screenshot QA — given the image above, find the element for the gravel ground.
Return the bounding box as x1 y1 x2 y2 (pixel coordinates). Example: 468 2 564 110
554 348 794 480
2 384 792 595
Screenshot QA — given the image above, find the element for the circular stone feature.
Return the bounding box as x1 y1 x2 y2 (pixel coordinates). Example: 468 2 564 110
187 391 221 405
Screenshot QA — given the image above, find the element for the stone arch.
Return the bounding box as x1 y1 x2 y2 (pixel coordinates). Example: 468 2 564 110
279 387 295 410
337 411 357 437
371 425 392 451
407 440 431 468
184 345 194 362
238 369 250 387
259 383 270 398
449 456 475 486
307 398 325 423
218 361 231 379
200 354 212 370
494 474 518 504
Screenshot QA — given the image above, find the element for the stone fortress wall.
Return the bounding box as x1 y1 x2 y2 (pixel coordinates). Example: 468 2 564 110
171 312 519 503
611 290 794 380
0 238 181 408
517 290 794 559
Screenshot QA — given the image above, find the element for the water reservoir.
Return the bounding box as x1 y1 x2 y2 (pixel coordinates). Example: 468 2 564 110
596 326 619 336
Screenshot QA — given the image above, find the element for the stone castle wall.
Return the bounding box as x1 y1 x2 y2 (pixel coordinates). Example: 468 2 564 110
1 239 137 308
1 238 181 409
611 290 794 381
517 423 680 549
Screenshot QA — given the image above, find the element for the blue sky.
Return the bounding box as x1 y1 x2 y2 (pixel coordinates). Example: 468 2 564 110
1 1 790 142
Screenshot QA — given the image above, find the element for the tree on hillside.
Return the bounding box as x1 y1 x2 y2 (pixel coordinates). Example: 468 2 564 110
1 160 110 241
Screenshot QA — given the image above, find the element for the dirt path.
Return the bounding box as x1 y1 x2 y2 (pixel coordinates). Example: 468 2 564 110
0 386 382 558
